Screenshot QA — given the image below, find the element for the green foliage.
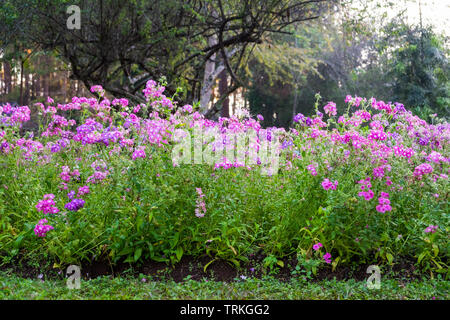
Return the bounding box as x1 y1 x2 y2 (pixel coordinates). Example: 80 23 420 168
385 25 449 118
247 8 449 126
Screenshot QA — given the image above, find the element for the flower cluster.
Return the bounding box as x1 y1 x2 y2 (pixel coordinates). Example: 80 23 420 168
132 146 146 160
321 178 338 191
194 187 206 218
413 163 434 179
34 219 54 237
35 194 59 214
357 178 374 201
313 242 323 251
77 185 90 197
376 192 392 213
60 166 80 182
424 225 439 233
323 102 337 116
64 198 85 212
323 252 332 264
306 164 317 176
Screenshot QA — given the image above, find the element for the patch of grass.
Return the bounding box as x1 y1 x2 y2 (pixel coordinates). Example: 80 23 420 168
0 272 447 300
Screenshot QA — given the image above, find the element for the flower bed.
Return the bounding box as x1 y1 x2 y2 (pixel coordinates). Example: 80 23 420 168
0 80 448 276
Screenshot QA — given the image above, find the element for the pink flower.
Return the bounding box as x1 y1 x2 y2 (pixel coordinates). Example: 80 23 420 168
323 252 332 264
132 146 146 160
307 164 317 176
132 105 141 114
424 225 438 233
324 102 337 116
195 187 206 218
90 85 105 96
357 178 374 201
313 243 323 251
77 185 90 197
426 151 446 164
368 129 387 141
36 194 59 214
196 188 204 197
182 104 193 113
414 163 433 180
322 178 338 191
60 166 71 182
376 192 392 213
34 219 54 237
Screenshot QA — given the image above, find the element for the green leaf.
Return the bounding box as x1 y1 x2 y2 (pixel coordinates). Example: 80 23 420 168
417 252 426 264
432 244 439 257
386 253 394 264
175 247 183 261
204 258 217 272
229 259 241 268
134 248 142 262
332 256 341 272
136 216 144 232
13 234 25 249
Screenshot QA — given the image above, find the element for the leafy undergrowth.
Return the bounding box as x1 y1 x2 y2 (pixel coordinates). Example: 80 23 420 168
0 80 449 276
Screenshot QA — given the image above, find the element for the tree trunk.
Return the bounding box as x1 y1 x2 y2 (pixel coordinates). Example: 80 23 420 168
64 71 68 102
19 59 24 105
219 69 229 118
199 35 218 113
24 69 30 105
4 61 12 95
43 57 49 98
292 86 299 123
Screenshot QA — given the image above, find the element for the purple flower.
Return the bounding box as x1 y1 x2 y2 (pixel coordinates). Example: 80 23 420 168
281 140 293 149
67 190 76 200
293 113 305 123
65 198 85 212
50 143 61 153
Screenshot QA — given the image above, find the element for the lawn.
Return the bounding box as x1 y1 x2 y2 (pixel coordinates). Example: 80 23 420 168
0 272 447 300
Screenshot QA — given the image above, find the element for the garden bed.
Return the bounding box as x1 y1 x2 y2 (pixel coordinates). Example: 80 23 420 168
0 81 448 282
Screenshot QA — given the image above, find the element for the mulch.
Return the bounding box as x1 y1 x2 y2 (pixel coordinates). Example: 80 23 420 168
0 253 423 283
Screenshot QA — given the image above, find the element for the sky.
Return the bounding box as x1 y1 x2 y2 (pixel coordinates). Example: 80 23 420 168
390 0 449 35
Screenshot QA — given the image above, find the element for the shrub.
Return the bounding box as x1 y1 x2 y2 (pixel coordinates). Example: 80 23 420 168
0 82 448 276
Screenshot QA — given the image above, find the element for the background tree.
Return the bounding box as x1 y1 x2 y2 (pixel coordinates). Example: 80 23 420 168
1 0 331 114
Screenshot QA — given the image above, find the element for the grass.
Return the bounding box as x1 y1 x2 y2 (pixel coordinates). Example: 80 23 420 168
0 272 447 300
